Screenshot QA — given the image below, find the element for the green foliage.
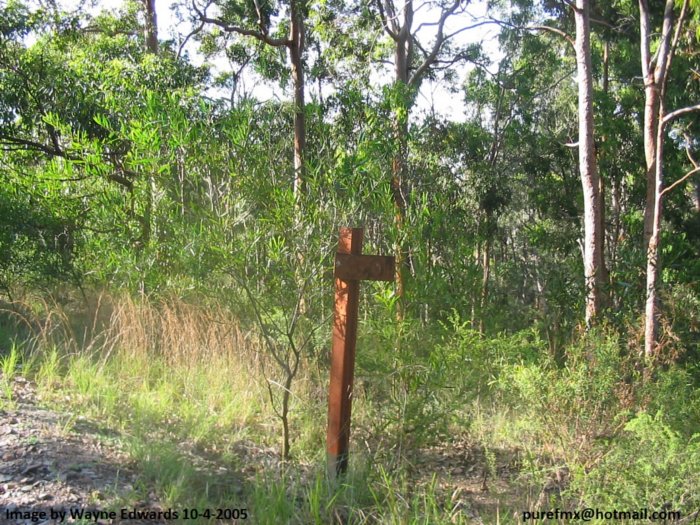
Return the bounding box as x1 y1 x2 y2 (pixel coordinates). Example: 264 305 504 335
575 412 700 513
494 331 634 458
1 0 700 521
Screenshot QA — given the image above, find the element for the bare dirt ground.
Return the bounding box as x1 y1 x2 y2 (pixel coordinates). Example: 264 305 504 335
1 371 554 525
0 374 168 525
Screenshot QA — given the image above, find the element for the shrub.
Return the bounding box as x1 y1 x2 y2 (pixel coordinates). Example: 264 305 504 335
574 411 700 513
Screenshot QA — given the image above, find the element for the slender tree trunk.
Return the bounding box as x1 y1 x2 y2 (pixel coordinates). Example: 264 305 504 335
289 0 305 199
599 41 610 292
143 0 158 54
644 102 666 357
602 40 609 95
392 29 411 320
478 233 490 335
692 180 700 214
574 0 603 326
610 176 623 308
640 0 675 251
641 85 659 250
141 0 158 247
638 0 680 356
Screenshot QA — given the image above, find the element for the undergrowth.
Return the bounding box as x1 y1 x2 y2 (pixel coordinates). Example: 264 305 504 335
1 292 699 523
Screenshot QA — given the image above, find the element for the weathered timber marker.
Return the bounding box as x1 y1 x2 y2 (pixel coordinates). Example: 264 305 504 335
327 227 395 479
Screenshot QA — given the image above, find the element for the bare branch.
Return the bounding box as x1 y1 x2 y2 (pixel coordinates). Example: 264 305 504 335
589 16 618 31
489 17 575 51
660 167 700 196
528 25 575 49
639 0 652 79
177 20 204 59
444 20 499 43
661 0 689 96
192 0 290 47
662 103 700 126
408 0 461 86
660 132 700 196
652 0 676 84
0 135 67 158
376 0 398 40
106 173 134 190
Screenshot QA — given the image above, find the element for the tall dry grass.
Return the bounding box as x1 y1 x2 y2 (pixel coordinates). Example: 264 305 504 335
1 291 326 457
1 292 259 365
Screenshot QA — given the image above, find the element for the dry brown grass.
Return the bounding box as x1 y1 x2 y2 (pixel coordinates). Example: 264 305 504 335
0 291 327 459
1 291 261 366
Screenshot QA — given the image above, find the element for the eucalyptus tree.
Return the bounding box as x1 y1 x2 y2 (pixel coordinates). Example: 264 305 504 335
495 0 605 326
191 0 308 198
143 0 158 53
638 0 700 357
367 0 489 314
572 0 604 326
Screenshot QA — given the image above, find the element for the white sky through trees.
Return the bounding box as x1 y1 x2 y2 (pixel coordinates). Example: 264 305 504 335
44 0 502 120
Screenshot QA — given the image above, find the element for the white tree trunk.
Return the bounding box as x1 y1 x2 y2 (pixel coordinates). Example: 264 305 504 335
574 0 603 326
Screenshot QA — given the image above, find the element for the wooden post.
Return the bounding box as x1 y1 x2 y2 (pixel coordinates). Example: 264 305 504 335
327 227 394 479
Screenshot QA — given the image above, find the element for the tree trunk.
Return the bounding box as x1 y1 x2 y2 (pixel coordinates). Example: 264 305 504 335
391 27 411 320
641 78 659 250
478 233 490 335
692 180 700 214
644 109 666 357
610 176 623 309
141 0 158 247
574 0 603 326
143 0 158 54
377 0 461 319
640 0 675 251
599 41 610 292
289 0 305 199
638 0 681 356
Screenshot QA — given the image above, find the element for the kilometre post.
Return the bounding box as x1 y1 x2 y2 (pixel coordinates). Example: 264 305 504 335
327 227 394 479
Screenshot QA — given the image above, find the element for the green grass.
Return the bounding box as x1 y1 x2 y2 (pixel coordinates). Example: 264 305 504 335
0 343 21 409
3 294 700 524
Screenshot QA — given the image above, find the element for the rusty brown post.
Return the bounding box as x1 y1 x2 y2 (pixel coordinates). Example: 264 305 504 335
327 227 394 479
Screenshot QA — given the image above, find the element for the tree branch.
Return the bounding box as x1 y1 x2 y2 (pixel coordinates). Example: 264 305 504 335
489 17 575 51
660 167 700 197
444 20 499 43
177 20 204 59
0 135 68 158
639 0 652 80
192 0 291 47
662 103 700 126
661 0 689 97
652 0 676 84
376 0 398 40
661 133 700 196
408 0 461 86
528 25 575 49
